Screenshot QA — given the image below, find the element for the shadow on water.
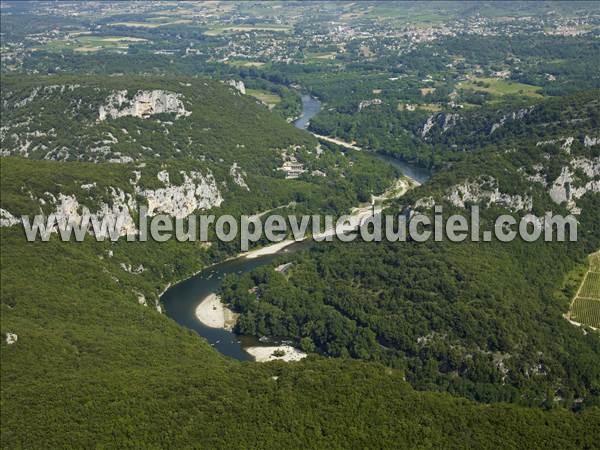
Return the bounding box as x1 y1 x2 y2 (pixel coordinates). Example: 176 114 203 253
374 153 432 185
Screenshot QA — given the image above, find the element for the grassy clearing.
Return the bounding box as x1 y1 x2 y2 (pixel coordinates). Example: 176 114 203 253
398 103 442 112
458 77 543 99
246 89 281 107
419 103 443 112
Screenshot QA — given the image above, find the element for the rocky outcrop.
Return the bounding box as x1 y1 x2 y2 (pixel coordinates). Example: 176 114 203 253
226 80 246 95
139 170 223 218
414 196 435 211
421 112 460 137
561 137 574 153
2 169 223 233
421 115 436 137
5 333 17 345
0 208 19 227
230 162 249 190
358 99 382 112
547 160 600 214
524 156 600 214
571 157 600 178
522 163 547 186
98 90 191 121
445 177 532 212
10 85 81 109
490 107 534 134
120 263 145 274
442 113 459 132
584 135 599 148
49 189 138 235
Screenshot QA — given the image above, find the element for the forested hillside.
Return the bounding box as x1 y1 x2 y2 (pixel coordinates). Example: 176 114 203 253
221 94 600 407
2 225 600 447
2 1 600 447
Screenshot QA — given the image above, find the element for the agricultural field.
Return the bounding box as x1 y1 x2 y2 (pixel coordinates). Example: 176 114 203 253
305 51 337 61
590 252 600 272
204 24 291 36
570 298 600 329
109 19 192 28
457 77 543 100
580 272 600 298
246 89 281 108
226 60 266 68
44 35 149 53
568 252 600 329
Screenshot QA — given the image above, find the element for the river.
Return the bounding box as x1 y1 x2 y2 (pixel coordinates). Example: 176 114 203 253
296 95 431 184
162 94 431 361
293 94 321 129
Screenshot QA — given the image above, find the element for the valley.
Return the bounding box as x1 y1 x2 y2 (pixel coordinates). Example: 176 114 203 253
1 1 600 448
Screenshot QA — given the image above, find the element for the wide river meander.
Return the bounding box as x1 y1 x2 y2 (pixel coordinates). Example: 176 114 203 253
162 94 431 361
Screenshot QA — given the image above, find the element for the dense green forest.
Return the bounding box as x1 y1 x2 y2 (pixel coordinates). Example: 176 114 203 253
3 226 600 448
2 1 600 447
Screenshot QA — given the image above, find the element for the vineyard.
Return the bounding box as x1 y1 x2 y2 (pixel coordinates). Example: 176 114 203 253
590 252 600 273
569 252 600 329
571 298 600 329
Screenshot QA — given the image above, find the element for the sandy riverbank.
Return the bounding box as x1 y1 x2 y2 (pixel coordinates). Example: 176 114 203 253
242 238 300 259
245 345 308 362
195 294 238 331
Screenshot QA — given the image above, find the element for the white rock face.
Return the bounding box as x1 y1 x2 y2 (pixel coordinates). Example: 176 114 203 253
98 90 191 121
421 113 459 137
490 107 534 135
548 160 600 213
523 163 547 186
536 136 574 153
358 99 382 111
3 169 223 233
421 115 436 137
137 294 147 306
445 177 532 212
572 157 600 178
561 137 574 153
226 80 246 95
442 113 459 132
51 190 138 236
414 196 435 211
230 162 249 191
5 333 18 345
584 135 599 148
0 208 19 227
120 263 145 274
139 170 223 218
536 139 558 147
524 156 600 214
